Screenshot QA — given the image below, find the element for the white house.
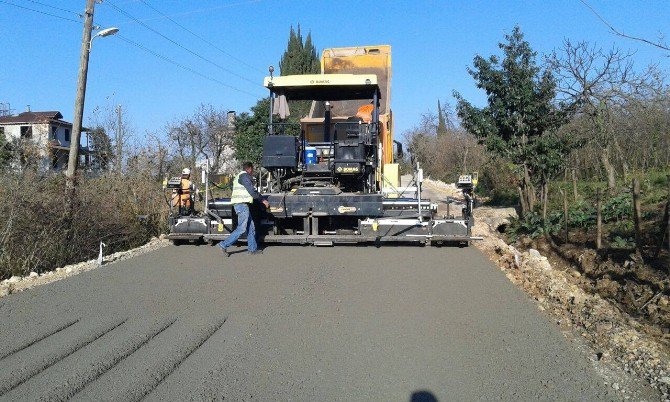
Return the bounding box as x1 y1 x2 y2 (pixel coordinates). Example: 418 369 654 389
0 110 93 171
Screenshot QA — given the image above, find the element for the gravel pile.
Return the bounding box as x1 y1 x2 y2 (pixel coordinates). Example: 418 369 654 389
0 237 169 298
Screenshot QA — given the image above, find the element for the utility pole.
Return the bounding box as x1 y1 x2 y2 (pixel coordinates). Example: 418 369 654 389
65 0 96 197
116 104 123 172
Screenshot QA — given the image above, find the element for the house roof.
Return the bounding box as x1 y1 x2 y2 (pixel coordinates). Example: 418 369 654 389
0 111 65 125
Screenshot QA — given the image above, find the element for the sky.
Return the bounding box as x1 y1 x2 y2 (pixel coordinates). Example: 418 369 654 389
1 0 669 145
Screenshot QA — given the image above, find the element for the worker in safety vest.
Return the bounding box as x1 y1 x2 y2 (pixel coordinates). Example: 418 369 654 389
219 161 270 256
173 168 197 215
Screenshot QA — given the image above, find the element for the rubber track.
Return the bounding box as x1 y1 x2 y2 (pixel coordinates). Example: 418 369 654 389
0 319 79 361
0 318 127 396
136 318 227 401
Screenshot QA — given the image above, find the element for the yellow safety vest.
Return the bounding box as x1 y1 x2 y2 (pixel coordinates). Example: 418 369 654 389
231 171 253 204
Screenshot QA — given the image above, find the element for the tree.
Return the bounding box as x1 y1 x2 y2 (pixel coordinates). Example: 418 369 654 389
437 100 448 137
454 26 565 217
404 110 486 183
89 103 133 173
548 40 662 190
88 126 112 170
279 25 320 76
230 26 320 169
166 104 235 174
0 130 12 169
233 98 270 166
278 25 320 119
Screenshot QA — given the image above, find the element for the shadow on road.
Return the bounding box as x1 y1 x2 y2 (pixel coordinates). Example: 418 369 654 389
410 390 438 402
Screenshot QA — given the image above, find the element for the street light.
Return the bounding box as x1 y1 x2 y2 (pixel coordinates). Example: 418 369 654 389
89 27 119 50
65 0 118 200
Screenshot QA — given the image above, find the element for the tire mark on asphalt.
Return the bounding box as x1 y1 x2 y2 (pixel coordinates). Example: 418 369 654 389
0 318 127 396
137 318 227 401
0 319 79 361
58 318 178 400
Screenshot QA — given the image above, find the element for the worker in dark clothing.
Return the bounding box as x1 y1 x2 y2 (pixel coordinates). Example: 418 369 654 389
219 161 269 256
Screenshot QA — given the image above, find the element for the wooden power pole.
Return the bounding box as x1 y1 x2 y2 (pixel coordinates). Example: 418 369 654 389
65 0 96 197
116 104 123 172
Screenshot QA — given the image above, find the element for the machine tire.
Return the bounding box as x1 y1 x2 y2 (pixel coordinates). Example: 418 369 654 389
172 239 184 246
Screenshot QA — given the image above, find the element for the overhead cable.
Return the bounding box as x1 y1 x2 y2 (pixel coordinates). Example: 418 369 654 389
106 0 261 87
139 0 265 74
0 0 80 23
23 0 81 17
117 34 261 98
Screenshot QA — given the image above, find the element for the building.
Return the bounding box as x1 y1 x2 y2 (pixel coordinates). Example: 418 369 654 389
0 110 93 171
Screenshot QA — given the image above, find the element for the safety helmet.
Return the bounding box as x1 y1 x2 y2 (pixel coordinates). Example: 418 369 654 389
182 168 191 176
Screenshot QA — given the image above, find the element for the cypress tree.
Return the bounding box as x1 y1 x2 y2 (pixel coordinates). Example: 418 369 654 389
279 25 320 76
437 100 448 137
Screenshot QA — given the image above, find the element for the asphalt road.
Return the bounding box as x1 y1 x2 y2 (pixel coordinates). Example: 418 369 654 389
0 242 620 401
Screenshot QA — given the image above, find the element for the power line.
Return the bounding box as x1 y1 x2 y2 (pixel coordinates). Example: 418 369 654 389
1 0 263 99
105 0 261 87
117 34 262 99
139 0 265 74
119 0 262 25
0 0 80 23
23 0 81 17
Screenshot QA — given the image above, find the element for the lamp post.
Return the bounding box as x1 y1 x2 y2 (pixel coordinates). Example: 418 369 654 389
65 0 118 196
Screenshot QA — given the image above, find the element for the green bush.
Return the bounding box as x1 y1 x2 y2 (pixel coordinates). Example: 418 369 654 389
478 159 519 206
602 193 632 222
609 235 635 249
568 200 596 228
607 220 635 249
505 211 561 242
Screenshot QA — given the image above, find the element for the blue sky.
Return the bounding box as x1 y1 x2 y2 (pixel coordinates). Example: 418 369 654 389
1 0 669 142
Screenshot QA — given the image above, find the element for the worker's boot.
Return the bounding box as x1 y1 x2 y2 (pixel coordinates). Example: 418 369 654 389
248 250 263 255
220 247 230 258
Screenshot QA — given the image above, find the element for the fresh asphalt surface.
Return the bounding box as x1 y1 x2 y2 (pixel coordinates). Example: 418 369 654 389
0 243 619 401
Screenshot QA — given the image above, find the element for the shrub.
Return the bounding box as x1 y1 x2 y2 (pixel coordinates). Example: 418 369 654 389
0 171 167 279
568 200 596 228
505 211 561 242
479 158 519 206
602 192 632 222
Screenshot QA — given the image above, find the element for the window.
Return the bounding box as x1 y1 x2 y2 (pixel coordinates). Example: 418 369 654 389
64 128 70 142
51 126 58 140
20 126 32 139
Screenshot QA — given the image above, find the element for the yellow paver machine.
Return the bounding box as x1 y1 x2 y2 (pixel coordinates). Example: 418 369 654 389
203 45 478 246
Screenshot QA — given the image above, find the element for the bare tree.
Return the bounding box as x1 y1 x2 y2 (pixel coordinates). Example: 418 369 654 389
89 103 133 173
548 40 662 190
404 111 486 182
579 0 670 53
167 104 235 173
